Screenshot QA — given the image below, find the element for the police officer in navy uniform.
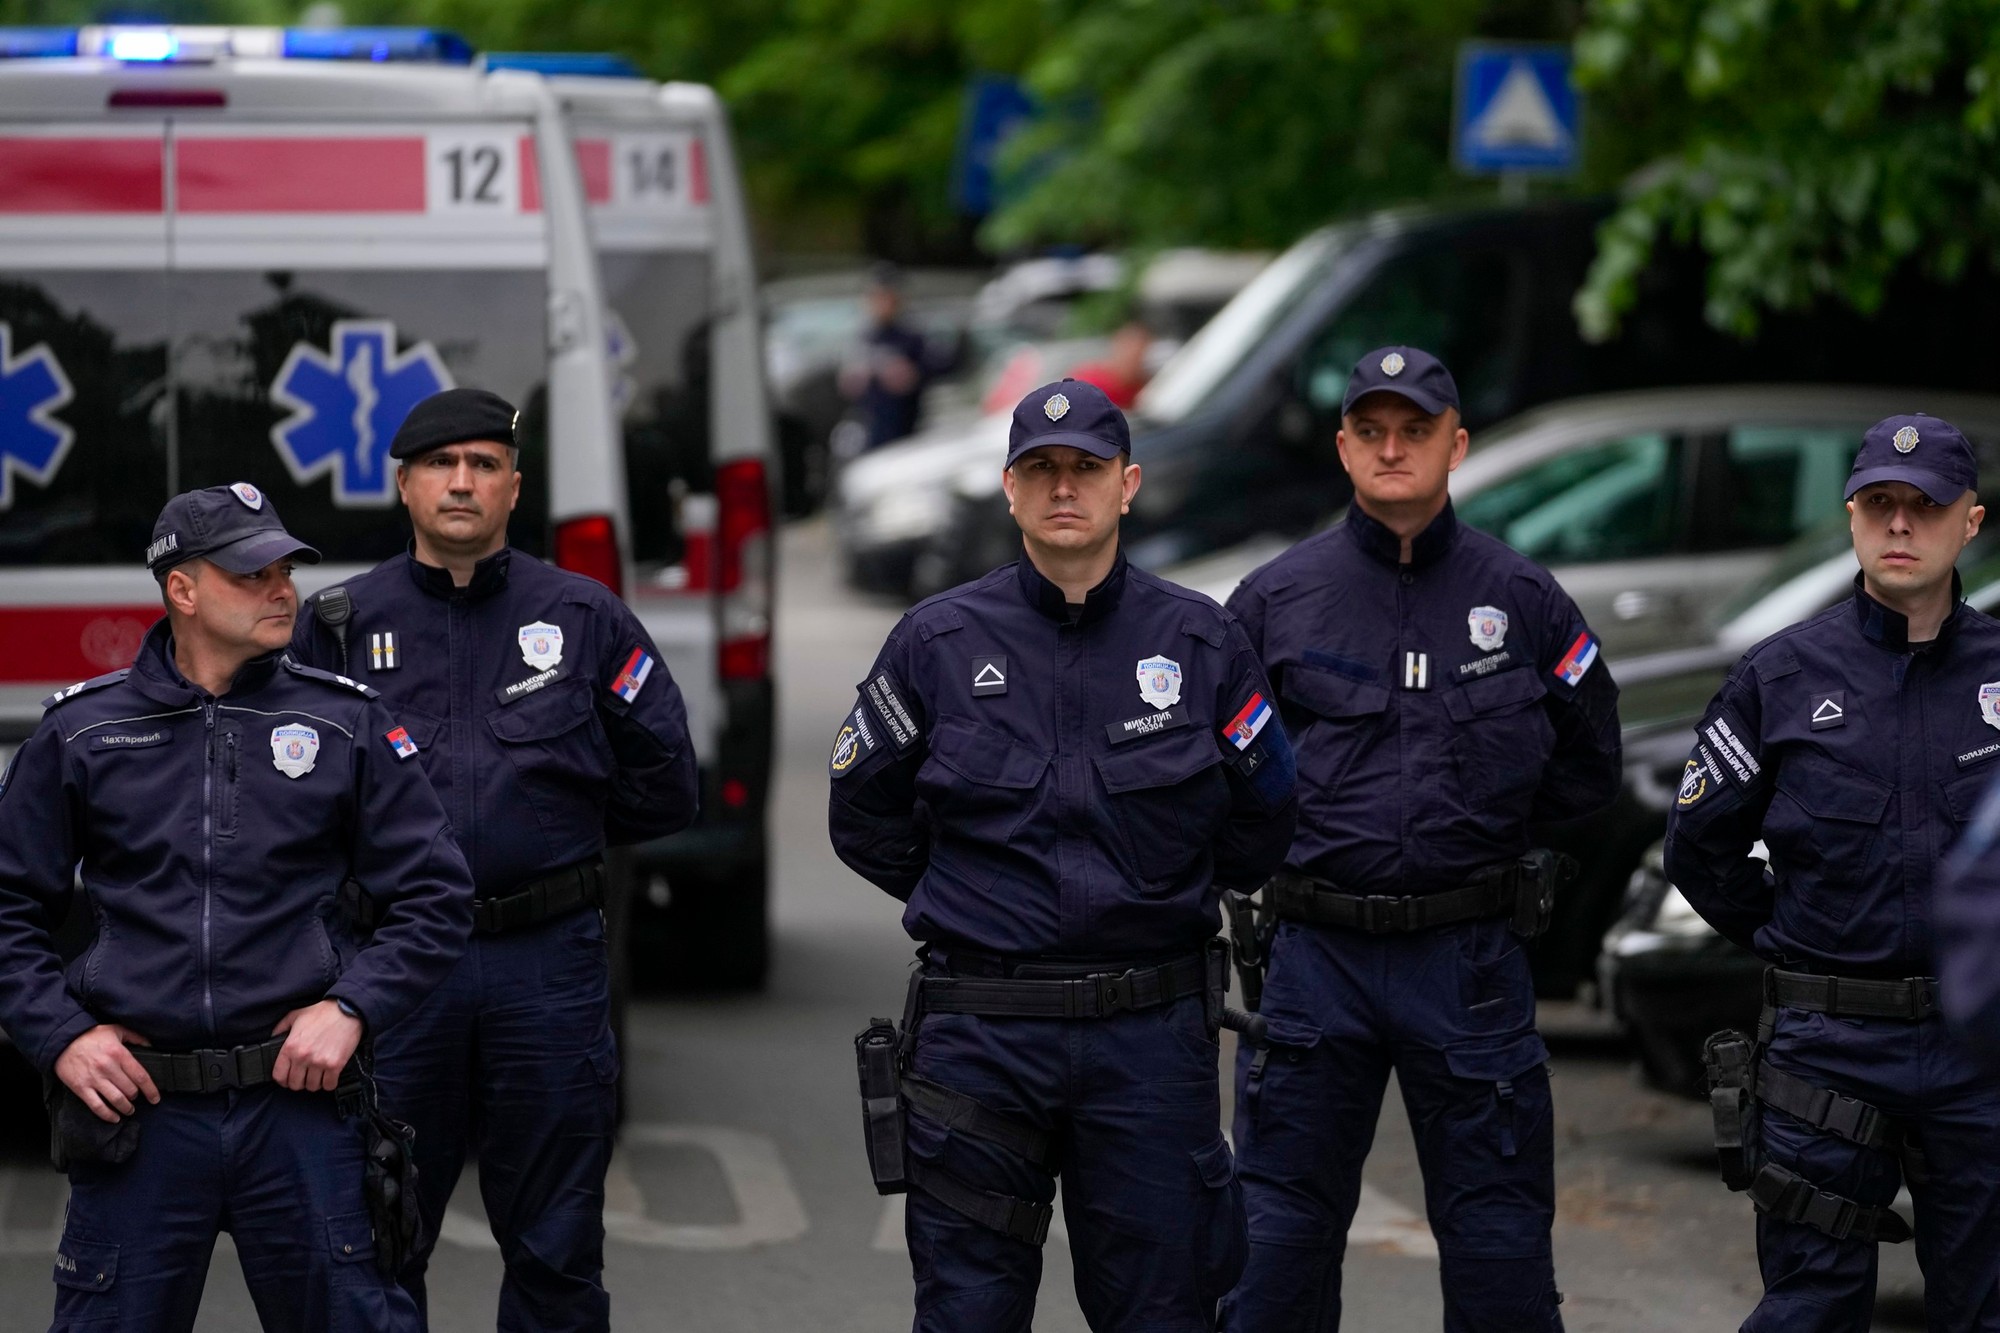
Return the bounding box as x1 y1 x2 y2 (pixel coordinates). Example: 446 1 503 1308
0 484 474 1332
1221 348 1622 1333
829 379 1297 1332
292 389 699 1331
1666 414 2000 1331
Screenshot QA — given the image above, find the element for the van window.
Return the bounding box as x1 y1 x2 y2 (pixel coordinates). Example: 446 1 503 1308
1295 246 1522 424
0 273 171 568
1458 433 1683 563
0 268 550 566
600 251 713 573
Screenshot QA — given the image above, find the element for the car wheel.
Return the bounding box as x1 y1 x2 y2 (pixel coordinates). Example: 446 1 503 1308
628 845 770 993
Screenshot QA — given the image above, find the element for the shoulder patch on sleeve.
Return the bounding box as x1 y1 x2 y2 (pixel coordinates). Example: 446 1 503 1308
829 705 880 779
283 657 380 699
1550 630 1600 688
915 607 964 643
41 669 131 709
863 673 920 751
608 646 656 703
1700 717 1763 788
1180 614 1226 649
382 726 420 761
1754 648 1800 684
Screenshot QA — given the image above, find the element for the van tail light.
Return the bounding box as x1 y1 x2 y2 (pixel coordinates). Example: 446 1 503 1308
716 458 771 682
555 513 623 598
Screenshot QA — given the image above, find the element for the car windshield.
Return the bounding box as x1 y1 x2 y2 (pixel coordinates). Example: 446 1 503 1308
1709 515 1857 632
1135 229 1349 426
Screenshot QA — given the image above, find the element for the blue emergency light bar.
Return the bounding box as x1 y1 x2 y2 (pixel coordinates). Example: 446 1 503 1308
281 28 474 65
0 25 474 64
483 52 643 79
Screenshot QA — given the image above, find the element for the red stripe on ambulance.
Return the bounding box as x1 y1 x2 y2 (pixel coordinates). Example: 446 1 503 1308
178 137 426 213
0 137 162 213
0 607 161 683
519 137 609 213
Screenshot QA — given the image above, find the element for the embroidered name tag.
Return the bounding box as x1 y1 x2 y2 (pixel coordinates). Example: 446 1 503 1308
1106 704 1191 744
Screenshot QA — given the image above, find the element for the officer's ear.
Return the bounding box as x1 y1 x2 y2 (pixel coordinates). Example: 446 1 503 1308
1001 463 1016 515
1120 453 1140 515
394 461 411 512
1446 410 1470 474
1966 494 1985 545
161 560 204 619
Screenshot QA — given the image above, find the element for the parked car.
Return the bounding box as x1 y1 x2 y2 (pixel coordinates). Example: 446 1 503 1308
1601 535 2000 1094
923 199 2000 598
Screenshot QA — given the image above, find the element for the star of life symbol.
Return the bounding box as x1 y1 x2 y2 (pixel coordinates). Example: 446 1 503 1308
1381 352 1405 377
270 319 453 507
1894 425 1920 454
270 723 320 779
0 322 75 512
1043 393 1070 422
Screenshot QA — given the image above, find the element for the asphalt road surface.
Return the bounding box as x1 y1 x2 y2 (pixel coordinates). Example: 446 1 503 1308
0 519 1926 1330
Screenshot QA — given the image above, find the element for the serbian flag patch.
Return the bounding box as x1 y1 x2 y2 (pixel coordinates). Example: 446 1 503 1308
1552 631 1600 687
384 727 419 761
611 646 655 703
1224 692 1272 750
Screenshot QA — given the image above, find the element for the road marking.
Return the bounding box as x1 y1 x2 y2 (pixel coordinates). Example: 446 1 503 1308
438 1123 808 1253
872 1183 1435 1258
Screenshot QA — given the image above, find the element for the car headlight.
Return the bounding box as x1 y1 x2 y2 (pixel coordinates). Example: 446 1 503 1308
855 487 954 544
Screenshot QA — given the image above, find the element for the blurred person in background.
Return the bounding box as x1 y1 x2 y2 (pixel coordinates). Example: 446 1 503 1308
1070 319 1154 410
840 262 933 451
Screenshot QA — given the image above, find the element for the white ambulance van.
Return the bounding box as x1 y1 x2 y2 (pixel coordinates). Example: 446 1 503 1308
0 28 775 990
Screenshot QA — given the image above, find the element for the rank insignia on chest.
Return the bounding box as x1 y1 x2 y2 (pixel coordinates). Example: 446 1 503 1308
270 723 319 779
1136 655 1182 710
1980 682 2000 732
369 631 400 672
1467 606 1507 651
518 621 564 670
1402 651 1430 691
972 656 1007 697
1810 693 1845 731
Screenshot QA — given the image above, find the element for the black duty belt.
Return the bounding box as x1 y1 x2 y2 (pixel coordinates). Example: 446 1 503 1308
345 858 606 934
473 859 608 934
1269 868 1514 934
1767 969 1939 1021
129 1036 292 1095
919 950 1212 1020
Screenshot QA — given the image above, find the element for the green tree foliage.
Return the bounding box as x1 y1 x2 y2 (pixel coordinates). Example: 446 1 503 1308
1574 0 2000 337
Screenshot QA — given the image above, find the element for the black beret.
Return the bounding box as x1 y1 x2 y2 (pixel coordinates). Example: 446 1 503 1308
389 387 520 460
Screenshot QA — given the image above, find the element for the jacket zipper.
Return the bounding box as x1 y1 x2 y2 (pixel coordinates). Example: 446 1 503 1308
201 699 217 1038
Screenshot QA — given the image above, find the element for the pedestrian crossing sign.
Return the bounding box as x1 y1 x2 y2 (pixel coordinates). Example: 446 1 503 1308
1453 43 1579 175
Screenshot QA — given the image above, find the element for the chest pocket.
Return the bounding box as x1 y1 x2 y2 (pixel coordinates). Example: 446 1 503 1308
1094 727 1227 883
1279 665 1389 796
921 716 1049 844
1443 667 1554 812
1768 750 1894 953
1945 764 1999 824
487 679 611 791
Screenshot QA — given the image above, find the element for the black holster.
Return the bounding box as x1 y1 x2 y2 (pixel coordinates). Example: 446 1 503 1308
44 1075 141 1172
1703 1030 1759 1190
1224 890 1273 1013
337 1069 424 1278
855 1019 908 1194
1508 849 1572 941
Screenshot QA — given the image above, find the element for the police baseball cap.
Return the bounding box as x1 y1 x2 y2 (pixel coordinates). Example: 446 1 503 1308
147 483 320 579
1844 413 1979 505
1005 379 1131 470
1342 346 1461 417
389 387 520 461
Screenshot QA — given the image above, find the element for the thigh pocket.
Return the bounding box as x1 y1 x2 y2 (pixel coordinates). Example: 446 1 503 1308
1444 1033 1550 1161
326 1209 378 1273
1192 1137 1249 1307
1456 920 1533 1037
1244 1018 1322 1120
53 1234 118 1319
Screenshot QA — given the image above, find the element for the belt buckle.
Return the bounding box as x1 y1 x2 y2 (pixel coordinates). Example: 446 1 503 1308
1095 971 1135 1014
203 1047 245 1092
1362 895 1402 933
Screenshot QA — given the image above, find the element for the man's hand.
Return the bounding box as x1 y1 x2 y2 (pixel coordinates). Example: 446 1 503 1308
272 1001 363 1093
54 1025 159 1124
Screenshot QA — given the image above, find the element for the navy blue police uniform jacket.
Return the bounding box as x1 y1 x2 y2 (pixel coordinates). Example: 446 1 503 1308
293 547 698 895
1666 579 2000 976
827 553 1298 957
1224 503 1622 891
0 621 476 1071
